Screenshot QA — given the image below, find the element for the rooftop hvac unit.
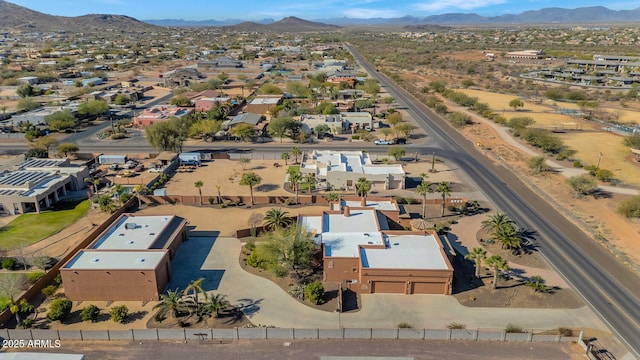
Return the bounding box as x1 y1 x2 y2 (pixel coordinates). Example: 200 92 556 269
124 222 137 230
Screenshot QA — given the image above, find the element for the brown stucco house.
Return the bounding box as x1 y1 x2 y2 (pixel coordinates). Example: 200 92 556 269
61 214 188 301
299 197 454 295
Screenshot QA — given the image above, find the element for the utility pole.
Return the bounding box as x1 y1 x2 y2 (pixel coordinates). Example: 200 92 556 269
597 152 604 169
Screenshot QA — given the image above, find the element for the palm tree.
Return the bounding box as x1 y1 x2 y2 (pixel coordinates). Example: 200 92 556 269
240 172 261 205
153 289 194 320
325 192 339 210
184 278 208 313
291 147 301 164
215 185 222 204
485 255 509 290
281 152 290 165
133 184 148 208
435 181 451 217
415 182 433 219
304 172 316 194
111 184 125 206
494 224 523 254
525 275 547 293
356 177 371 199
199 293 230 318
288 170 302 204
263 208 293 230
464 247 487 278
194 180 204 205
481 212 516 234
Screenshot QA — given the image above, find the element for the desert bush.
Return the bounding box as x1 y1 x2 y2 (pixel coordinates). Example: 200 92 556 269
2 257 15 270
18 319 33 329
520 128 564 153
448 112 472 128
556 149 577 161
505 323 525 333
81 304 100 322
557 327 573 337
572 160 583 168
447 322 466 330
623 134 640 149
110 305 129 323
304 281 325 305
398 322 413 328
288 284 305 300
595 168 614 182
27 271 45 284
528 156 550 174
618 195 640 218
47 298 72 321
42 285 58 298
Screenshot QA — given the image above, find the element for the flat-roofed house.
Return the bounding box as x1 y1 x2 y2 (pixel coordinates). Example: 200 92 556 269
299 198 454 295
61 214 188 301
245 95 283 115
133 105 194 128
300 150 405 191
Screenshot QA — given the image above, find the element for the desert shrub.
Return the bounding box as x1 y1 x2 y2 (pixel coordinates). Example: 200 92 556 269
27 271 45 284
595 168 614 182
110 305 129 323
505 323 525 333
618 195 640 218
398 322 413 328
557 327 573 336
110 133 126 140
303 281 325 305
288 284 305 300
54 273 62 284
81 304 100 322
434 103 448 114
2 257 15 270
448 112 472 128
42 285 58 298
447 322 466 330
18 319 33 329
507 116 535 135
47 298 72 321
623 134 640 149
556 149 577 161
573 160 583 168
528 156 550 174
583 165 598 176
270 266 288 278
520 128 564 153
245 246 273 270
244 239 256 252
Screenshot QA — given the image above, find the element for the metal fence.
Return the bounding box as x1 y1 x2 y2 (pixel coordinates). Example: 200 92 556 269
0 328 578 343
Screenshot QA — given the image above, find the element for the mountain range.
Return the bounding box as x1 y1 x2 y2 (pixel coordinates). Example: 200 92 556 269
1 0 639 33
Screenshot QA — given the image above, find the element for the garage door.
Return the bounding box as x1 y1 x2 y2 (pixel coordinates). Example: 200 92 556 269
411 282 445 294
372 281 405 294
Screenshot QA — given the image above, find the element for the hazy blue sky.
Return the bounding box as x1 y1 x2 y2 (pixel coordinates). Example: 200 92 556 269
7 0 638 20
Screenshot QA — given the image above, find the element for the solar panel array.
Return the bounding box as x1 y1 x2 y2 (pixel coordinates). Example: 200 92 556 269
0 171 50 187
20 158 65 168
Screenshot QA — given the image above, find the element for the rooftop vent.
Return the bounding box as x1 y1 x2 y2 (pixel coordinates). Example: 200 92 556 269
367 241 373 245
118 233 125 237
149 232 155 236
90 258 99 263
129 240 135 244
125 222 137 230
136 258 145 263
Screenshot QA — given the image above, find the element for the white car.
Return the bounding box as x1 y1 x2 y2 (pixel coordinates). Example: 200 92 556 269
374 139 393 145
148 167 163 173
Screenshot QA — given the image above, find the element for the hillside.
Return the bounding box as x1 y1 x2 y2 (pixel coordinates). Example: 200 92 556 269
225 16 340 32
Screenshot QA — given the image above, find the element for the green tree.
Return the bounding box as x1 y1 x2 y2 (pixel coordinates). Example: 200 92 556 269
481 212 516 234
263 224 315 278
194 180 204 205
281 152 290 165
154 289 193 320
566 175 597 198
304 172 316 193
17 98 40 111
110 305 129 323
47 298 72 321
623 134 640 149
45 110 76 131
485 255 509 290
184 278 208 313
304 281 325 305
525 275 547 293
415 181 433 219
263 208 293 230
509 98 524 111
396 123 416 139
386 112 403 139
240 172 261 205
78 100 109 116
238 157 251 170
0 273 28 324
169 95 191 106
286 81 309 97
363 78 380 97
435 181 452 217
464 247 487 278
291 147 301 164
16 83 34 98
256 83 282 95
380 128 393 141
288 168 302 204
230 123 255 142
35 136 58 153
98 195 116 213
57 142 79 157
133 184 148 208
493 223 523 254
114 94 131 105
325 192 339 209
268 117 294 143
198 294 229 318
81 304 100 322
145 116 193 152
356 177 371 199
388 146 405 161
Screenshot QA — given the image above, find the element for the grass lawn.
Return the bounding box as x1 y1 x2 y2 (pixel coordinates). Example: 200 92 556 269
0 200 90 250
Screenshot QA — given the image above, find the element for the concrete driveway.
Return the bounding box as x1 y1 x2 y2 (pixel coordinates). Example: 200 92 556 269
166 234 608 331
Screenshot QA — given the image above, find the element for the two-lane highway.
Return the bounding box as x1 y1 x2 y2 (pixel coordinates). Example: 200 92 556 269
344 43 639 357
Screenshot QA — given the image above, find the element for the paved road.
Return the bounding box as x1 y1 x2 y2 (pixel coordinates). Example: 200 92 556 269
343 44 640 358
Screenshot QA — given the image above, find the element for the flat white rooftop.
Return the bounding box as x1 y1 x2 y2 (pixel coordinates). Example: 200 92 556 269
91 215 175 250
250 97 280 105
300 215 323 236
361 234 449 270
65 250 165 270
302 150 405 177
322 232 384 258
341 200 398 211
324 210 379 233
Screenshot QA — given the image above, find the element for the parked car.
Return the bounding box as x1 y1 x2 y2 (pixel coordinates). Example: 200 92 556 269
108 164 119 170
374 139 393 145
123 160 137 169
394 138 407 144
134 164 144 172
148 167 163 173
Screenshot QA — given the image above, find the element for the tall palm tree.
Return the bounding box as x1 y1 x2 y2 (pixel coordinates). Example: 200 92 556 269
194 180 204 205
199 294 230 318
325 192 339 210
111 184 125 206
215 185 222 204
133 184 148 208
356 177 371 199
481 212 516 234
415 182 433 219
153 289 194 319
240 172 261 205
435 181 451 217
184 278 208 313
281 152 290 165
291 147 301 164
494 224 523 254
288 170 302 204
485 255 509 290
464 247 487 278
263 208 293 230
304 173 316 194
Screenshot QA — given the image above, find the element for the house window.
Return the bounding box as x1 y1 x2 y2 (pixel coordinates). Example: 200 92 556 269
352 267 357 273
